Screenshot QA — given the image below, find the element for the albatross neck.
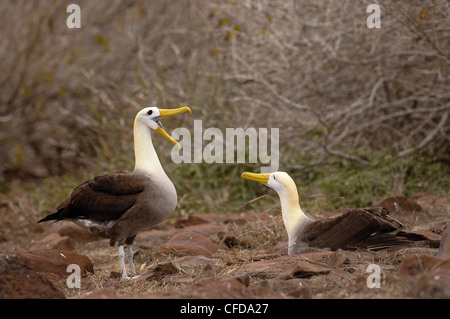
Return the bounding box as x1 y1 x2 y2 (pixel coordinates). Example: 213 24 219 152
132 119 168 179
277 184 310 240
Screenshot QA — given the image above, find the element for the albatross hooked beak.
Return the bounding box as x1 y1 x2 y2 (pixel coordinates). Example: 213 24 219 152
155 106 192 148
241 172 271 185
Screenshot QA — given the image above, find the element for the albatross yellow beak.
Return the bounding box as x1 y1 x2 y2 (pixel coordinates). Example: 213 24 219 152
241 172 270 185
156 106 192 148
159 106 192 118
155 126 181 149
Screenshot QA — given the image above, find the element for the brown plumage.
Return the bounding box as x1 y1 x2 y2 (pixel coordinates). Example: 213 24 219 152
296 207 435 252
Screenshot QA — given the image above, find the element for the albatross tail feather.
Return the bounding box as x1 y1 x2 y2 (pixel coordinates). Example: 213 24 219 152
362 231 440 250
37 211 63 223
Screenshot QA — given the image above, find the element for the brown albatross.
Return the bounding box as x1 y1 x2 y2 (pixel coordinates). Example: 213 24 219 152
241 171 437 254
38 106 191 279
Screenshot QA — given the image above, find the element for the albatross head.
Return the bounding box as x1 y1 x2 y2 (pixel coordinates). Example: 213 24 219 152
240 171 297 196
136 106 191 147
241 171 310 247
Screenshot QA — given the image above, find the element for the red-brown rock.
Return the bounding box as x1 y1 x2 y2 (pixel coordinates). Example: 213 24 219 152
30 232 75 251
260 279 312 298
158 232 217 257
145 278 284 299
183 223 225 239
372 196 424 216
173 215 209 228
398 254 450 278
278 261 330 279
299 251 339 264
327 250 358 266
411 274 450 298
0 253 65 299
18 249 94 279
398 254 450 298
438 227 450 258
231 252 335 278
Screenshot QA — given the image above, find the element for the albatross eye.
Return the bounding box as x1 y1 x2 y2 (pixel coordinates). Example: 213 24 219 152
147 110 153 115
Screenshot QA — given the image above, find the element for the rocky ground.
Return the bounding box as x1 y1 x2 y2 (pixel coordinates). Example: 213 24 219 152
0 194 449 299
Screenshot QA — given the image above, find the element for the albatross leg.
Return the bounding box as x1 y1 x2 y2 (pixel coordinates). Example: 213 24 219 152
126 245 137 277
118 245 130 279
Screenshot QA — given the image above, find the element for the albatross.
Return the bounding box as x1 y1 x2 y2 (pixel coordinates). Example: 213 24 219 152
38 106 191 279
241 171 436 254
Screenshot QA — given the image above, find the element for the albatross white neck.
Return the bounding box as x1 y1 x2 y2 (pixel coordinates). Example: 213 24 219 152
132 118 168 179
276 183 311 242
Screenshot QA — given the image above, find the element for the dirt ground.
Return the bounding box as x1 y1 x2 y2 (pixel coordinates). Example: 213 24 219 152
0 193 449 299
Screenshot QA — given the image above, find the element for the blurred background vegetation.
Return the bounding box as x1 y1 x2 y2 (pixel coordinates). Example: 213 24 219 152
0 0 448 221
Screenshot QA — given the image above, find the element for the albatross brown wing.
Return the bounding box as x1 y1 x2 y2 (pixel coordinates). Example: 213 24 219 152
88 171 147 195
301 208 405 250
39 171 149 222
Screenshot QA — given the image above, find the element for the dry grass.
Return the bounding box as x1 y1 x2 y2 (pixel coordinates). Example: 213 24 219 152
1 0 448 180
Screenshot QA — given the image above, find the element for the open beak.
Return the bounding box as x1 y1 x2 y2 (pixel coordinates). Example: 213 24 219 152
155 106 191 148
241 172 270 185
